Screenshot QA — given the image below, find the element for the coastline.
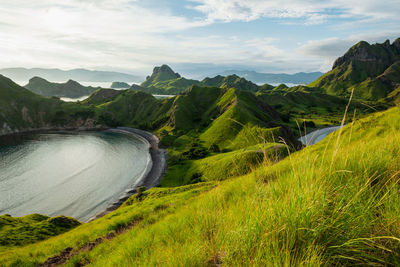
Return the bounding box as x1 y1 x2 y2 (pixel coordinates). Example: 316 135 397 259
0 126 168 222
89 127 168 221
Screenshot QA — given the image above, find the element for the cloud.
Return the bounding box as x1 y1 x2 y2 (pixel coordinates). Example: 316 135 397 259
188 0 400 23
297 32 400 71
0 0 398 75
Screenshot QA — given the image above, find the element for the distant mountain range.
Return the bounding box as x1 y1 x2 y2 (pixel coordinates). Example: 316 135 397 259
0 68 142 83
215 70 324 84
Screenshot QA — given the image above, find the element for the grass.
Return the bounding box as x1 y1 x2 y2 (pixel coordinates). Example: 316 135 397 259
0 214 80 248
73 106 400 266
1 105 400 266
0 183 216 266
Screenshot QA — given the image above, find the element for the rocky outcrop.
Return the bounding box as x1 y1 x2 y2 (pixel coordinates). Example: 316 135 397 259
141 64 181 88
312 38 400 101
332 40 399 71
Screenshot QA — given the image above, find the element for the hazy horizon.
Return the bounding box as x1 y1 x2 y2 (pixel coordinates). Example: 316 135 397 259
0 1 399 76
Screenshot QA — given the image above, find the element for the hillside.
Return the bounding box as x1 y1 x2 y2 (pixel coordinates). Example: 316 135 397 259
110 82 130 89
2 105 400 266
0 75 102 135
133 65 264 95
311 39 400 101
24 77 101 98
256 85 385 129
0 68 142 83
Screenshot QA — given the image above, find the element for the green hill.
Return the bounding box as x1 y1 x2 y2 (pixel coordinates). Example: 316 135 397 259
132 65 262 95
141 65 181 88
25 77 100 98
110 82 130 89
0 75 103 135
2 105 400 266
311 39 400 101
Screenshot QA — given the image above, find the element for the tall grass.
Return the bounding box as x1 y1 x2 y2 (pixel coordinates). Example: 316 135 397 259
55 107 400 266
2 107 400 266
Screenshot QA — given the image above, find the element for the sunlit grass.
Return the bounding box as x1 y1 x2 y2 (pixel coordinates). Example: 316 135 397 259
2 107 400 266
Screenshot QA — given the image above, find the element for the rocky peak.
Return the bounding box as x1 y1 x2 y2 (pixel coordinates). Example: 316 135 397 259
141 64 181 87
332 39 399 70
151 65 180 79
393 38 400 49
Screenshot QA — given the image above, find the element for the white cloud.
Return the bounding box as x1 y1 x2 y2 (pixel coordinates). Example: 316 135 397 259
188 0 400 23
0 0 398 75
297 32 400 71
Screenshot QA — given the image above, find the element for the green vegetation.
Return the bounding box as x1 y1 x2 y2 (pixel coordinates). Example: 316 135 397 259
110 82 130 89
0 214 80 248
2 38 400 266
24 77 99 98
0 75 99 135
2 105 400 266
311 39 400 101
132 65 263 95
256 87 386 130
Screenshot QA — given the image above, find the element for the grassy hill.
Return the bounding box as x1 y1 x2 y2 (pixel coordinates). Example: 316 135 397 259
25 77 100 98
311 39 400 101
2 105 400 266
2 39 400 266
0 75 100 135
256 85 387 130
132 65 264 95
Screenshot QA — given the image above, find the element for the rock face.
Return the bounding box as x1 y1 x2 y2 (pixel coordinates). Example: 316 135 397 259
312 38 400 101
332 40 400 72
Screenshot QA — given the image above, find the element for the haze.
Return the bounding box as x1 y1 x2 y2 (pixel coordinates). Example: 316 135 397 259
0 0 399 76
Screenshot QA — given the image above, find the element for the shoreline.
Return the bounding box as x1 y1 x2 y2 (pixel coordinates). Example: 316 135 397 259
89 127 168 221
0 126 168 222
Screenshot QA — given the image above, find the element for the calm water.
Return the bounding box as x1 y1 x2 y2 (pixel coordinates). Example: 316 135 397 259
0 131 151 221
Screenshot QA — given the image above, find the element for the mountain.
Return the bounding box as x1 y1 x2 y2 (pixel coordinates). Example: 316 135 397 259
310 38 400 101
0 68 142 83
93 85 299 149
4 90 400 265
201 74 260 92
25 77 100 98
132 65 264 94
0 75 101 135
141 65 182 87
217 70 324 84
110 82 130 89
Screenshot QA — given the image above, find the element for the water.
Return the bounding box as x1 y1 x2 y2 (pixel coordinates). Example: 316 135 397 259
60 96 89 102
0 131 151 221
299 126 343 146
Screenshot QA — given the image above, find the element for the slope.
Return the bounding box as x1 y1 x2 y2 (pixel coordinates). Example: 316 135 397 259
3 105 400 266
310 38 400 101
0 75 101 135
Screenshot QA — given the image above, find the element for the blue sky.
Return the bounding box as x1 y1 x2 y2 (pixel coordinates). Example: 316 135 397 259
0 0 399 77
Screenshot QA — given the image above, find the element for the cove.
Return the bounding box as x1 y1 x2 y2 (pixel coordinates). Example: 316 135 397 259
0 131 151 222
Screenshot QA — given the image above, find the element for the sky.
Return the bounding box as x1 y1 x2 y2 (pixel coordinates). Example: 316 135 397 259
0 0 399 77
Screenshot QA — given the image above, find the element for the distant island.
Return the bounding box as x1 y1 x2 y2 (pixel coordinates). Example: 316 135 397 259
25 77 101 98
111 82 131 89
